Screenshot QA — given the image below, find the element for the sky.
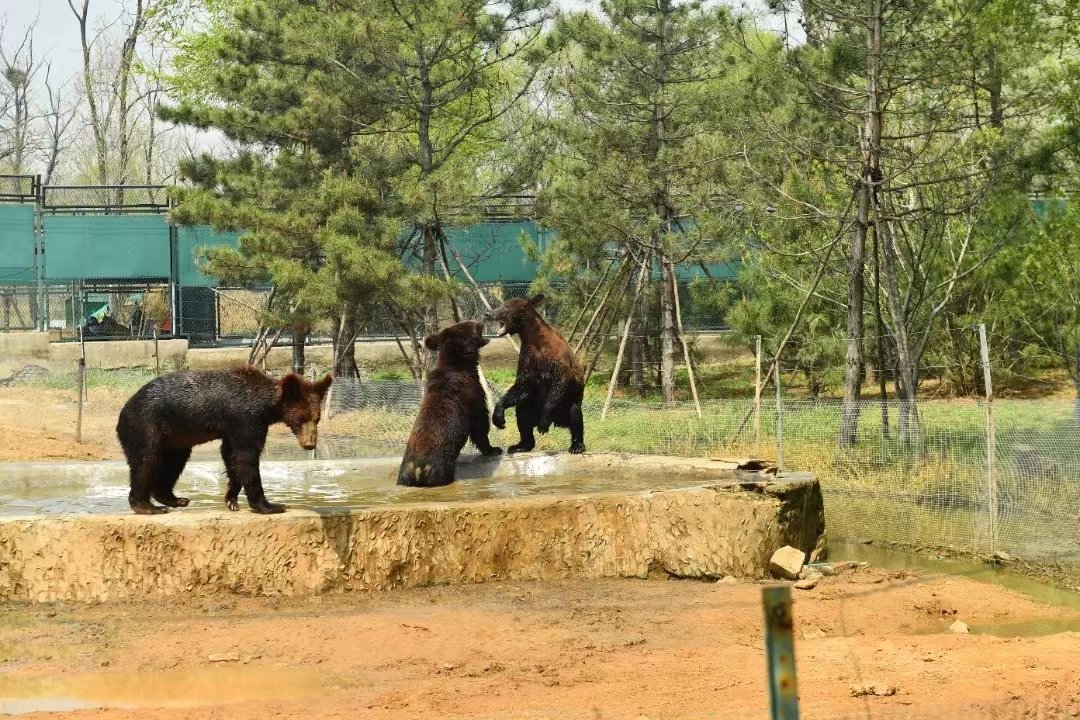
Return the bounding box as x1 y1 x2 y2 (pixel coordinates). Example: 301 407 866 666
3 0 797 84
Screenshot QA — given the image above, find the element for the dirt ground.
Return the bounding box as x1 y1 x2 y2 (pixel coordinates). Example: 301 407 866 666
1 568 1079 719
0 386 304 462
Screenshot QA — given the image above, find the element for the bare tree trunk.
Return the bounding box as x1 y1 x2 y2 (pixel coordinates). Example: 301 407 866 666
69 0 109 184
840 0 883 448
292 329 306 374
659 254 679 404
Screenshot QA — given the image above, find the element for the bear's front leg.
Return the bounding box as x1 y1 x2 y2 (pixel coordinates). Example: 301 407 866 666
228 443 285 514
470 409 502 457
492 383 528 430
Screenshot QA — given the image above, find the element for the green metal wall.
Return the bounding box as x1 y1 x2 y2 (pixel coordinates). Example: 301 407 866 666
43 215 171 280
0 205 36 285
176 225 245 286
443 222 549 283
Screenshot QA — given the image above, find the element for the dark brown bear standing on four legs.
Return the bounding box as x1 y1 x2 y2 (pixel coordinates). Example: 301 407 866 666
398 320 502 487
116 367 332 515
485 294 586 455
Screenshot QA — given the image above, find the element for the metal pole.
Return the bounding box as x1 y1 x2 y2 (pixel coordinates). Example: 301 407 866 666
308 364 317 460
754 335 762 454
762 585 799 719
75 357 85 444
978 323 996 556
153 323 161 376
775 361 784 472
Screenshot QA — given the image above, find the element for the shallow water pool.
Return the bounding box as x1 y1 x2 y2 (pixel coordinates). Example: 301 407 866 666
0 454 737 516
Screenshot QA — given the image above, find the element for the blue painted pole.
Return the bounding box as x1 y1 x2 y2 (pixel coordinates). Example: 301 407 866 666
762 584 799 720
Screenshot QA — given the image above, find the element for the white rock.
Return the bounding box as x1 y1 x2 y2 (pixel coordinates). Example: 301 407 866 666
948 620 970 634
794 574 820 590
208 651 240 663
717 575 738 586
769 546 806 580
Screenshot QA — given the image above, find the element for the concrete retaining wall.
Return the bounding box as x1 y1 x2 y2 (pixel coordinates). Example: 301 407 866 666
47 339 188 370
0 477 824 603
0 332 49 360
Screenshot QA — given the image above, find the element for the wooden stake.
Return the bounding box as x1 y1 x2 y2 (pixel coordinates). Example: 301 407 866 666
568 256 618 346
668 259 701 419
444 235 520 353
602 252 651 421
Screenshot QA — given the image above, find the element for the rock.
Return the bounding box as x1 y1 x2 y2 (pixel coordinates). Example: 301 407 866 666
794 575 819 591
769 546 806 580
442 663 456 671
993 551 1013 562
717 575 738 586
209 651 241 663
948 620 969 634
851 683 899 698
801 627 827 640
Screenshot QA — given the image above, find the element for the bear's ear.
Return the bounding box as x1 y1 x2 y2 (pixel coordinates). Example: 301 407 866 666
424 333 441 351
277 373 305 403
313 374 333 396
528 293 545 308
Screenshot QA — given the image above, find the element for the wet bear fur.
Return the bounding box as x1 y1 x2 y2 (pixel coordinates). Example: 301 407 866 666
398 321 502 487
485 294 586 454
116 367 332 515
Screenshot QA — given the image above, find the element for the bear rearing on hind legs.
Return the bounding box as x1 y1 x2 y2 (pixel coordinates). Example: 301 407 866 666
485 294 586 455
116 367 332 515
397 320 502 487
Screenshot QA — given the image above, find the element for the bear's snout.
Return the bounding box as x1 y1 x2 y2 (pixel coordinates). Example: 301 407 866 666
295 421 318 450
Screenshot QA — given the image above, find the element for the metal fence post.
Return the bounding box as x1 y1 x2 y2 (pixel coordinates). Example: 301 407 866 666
763 585 799 720
977 323 997 556
153 323 161 376
754 335 762 454
308 364 317 460
775 362 784 472
75 357 85 444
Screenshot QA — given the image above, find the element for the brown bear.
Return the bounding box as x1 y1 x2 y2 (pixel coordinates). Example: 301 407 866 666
485 294 586 454
398 320 502 487
116 367 332 515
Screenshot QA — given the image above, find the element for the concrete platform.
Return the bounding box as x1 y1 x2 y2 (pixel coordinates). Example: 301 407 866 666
0 453 824 603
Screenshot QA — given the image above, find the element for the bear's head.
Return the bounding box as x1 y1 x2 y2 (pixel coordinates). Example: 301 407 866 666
484 294 544 337
276 373 333 450
425 320 489 367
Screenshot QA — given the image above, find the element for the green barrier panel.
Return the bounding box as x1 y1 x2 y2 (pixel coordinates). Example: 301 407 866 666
43 214 170 280
176 225 244 286
0 205 36 285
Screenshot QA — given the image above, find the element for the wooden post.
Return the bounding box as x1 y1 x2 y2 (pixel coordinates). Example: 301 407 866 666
978 323 996 556
668 260 700 419
445 237 519 353
762 585 800 719
754 335 762 453
602 252 651 421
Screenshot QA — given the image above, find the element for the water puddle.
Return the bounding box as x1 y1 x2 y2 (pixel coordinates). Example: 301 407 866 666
0 666 322 715
0 467 705 516
831 540 1080 637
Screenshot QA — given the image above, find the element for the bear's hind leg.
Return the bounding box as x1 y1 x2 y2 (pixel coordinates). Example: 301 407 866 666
128 452 168 515
508 406 537 454
568 401 586 454
153 448 192 508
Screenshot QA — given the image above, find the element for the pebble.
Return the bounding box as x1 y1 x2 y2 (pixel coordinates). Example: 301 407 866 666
208 651 241 663
851 683 899 698
794 575 820 590
717 575 738 586
948 620 970 634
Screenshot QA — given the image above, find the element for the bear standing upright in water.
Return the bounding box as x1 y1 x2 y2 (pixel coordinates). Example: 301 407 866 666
486 294 586 454
398 320 502 487
116 367 332 515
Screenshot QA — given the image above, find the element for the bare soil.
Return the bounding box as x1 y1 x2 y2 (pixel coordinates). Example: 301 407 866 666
2 568 1079 719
